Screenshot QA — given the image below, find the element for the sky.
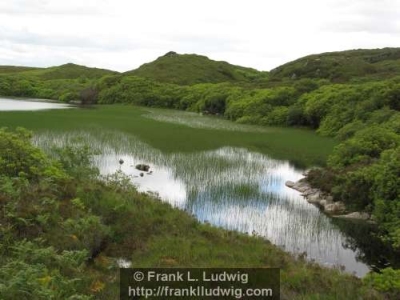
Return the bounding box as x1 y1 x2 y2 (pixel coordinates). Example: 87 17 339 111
0 0 399 72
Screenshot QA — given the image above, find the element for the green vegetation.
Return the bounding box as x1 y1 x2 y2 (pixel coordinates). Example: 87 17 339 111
125 51 268 85
269 47 400 83
0 105 335 167
0 63 116 103
1 47 400 296
0 128 384 299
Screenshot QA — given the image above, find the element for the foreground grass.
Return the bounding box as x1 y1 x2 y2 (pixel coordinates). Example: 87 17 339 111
0 104 336 167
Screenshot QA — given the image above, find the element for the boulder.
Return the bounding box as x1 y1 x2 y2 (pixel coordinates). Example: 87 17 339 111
324 202 346 214
286 177 349 216
335 212 370 220
285 181 295 188
307 193 321 204
295 182 311 193
326 195 334 202
136 164 150 172
302 188 319 196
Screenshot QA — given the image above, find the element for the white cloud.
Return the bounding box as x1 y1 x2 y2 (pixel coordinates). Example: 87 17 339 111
0 0 399 72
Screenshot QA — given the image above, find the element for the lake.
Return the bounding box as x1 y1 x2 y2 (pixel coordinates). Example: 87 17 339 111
1 99 396 277
34 129 380 278
0 97 71 111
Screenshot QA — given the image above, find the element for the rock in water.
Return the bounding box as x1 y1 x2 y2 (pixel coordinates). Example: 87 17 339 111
335 212 371 220
285 181 295 188
136 164 150 172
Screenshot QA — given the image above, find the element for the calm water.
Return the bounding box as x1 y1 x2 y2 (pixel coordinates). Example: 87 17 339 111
0 98 71 111
33 130 384 277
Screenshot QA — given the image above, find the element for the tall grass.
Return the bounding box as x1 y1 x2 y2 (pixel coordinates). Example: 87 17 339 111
0 105 336 167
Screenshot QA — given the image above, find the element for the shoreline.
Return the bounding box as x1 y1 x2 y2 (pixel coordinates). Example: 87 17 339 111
285 176 375 223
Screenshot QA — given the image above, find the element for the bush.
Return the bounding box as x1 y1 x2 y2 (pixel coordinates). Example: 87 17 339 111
364 268 400 298
0 128 66 181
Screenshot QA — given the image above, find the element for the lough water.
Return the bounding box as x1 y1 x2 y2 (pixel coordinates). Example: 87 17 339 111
0 98 71 111
33 130 391 278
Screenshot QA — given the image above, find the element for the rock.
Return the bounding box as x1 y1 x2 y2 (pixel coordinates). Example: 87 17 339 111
302 188 319 196
116 258 132 268
285 181 295 188
326 195 334 202
324 204 336 213
307 193 321 204
295 182 311 193
286 177 349 216
324 202 345 214
335 212 370 220
140 173 144 177
136 164 150 172
336 202 346 211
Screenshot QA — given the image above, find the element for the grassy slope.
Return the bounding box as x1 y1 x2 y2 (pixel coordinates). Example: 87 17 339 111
0 66 43 74
125 51 267 85
270 47 400 82
0 63 117 80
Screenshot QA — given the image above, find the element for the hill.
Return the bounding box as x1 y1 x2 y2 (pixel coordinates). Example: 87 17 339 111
35 63 118 80
0 63 117 80
0 63 118 101
270 47 400 82
0 66 42 74
124 51 267 85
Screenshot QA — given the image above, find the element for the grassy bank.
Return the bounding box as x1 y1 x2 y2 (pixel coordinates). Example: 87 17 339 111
0 104 336 168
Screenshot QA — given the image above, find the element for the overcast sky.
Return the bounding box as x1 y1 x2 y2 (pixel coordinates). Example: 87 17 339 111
0 0 399 72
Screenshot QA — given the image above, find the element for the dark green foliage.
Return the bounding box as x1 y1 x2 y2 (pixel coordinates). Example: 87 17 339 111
0 63 117 102
328 126 400 169
0 128 65 181
364 268 400 298
372 148 400 248
80 86 98 105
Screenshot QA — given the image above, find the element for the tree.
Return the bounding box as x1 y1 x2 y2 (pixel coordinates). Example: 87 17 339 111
80 87 98 105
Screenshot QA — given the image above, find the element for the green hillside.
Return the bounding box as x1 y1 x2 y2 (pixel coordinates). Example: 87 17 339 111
125 51 267 85
0 66 42 74
0 63 117 80
35 63 118 80
0 63 117 101
270 47 400 82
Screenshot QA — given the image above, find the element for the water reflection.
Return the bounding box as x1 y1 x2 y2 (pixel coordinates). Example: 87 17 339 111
34 130 372 277
0 98 71 111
